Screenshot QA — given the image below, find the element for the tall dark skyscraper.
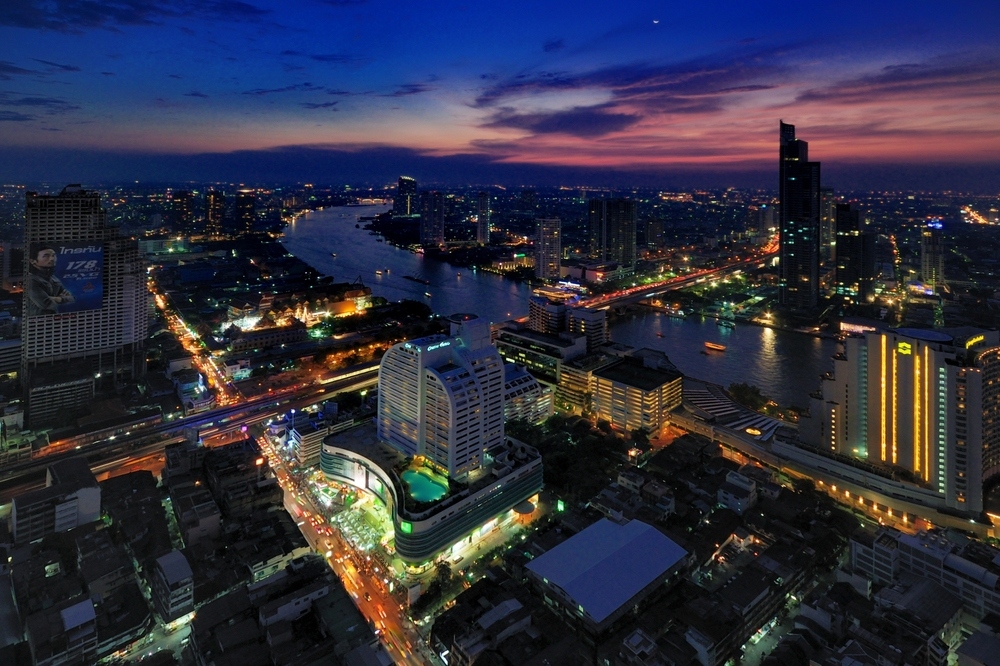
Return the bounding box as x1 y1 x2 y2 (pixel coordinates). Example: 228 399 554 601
834 203 875 301
205 189 224 237
397 176 417 216
171 190 193 230
476 191 490 245
588 199 637 269
234 189 256 237
419 190 445 246
779 121 821 310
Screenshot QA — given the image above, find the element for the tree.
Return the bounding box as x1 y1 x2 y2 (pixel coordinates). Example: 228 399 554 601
631 427 651 446
435 561 452 586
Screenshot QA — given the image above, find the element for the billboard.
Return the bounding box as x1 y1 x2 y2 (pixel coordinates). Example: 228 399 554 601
25 241 104 317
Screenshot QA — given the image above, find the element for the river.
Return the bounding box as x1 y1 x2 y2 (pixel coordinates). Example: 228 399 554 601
282 205 837 406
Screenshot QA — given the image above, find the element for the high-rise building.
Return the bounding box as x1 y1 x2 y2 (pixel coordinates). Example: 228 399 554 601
819 187 836 263
476 191 490 244
534 217 561 281
419 191 445 247
520 189 536 211
23 186 148 427
567 307 609 353
834 203 876 301
397 176 417 216
921 221 945 289
171 190 193 230
377 314 504 479
588 199 637 269
234 189 256 236
779 121 822 310
205 189 224 237
806 328 999 513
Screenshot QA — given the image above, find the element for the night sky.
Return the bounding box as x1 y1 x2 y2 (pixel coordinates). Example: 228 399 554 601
2 0 999 187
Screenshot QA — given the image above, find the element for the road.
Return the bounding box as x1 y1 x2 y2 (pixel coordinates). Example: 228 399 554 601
260 430 437 666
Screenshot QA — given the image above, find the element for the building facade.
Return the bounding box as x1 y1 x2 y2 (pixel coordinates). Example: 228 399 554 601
476 191 490 244
22 186 148 427
397 176 417 216
806 328 1000 513
205 189 224 237
588 199 637 269
419 190 445 247
378 314 504 479
534 217 561 281
921 221 945 289
779 121 821 310
833 203 876 301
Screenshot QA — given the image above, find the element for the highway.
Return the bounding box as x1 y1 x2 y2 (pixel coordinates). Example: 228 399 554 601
583 244 777 310
0 364 379 498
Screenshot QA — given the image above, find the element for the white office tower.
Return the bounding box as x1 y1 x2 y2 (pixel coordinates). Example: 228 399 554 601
377 314 504 479
23 186 148 427
806 328 1000 513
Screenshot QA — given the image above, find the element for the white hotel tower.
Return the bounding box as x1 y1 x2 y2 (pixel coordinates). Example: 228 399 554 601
377 314 504 480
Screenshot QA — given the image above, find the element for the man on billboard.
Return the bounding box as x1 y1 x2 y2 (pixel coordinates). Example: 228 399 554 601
25 243 76 316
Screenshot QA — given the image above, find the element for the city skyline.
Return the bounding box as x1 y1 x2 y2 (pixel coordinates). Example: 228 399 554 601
2 1 1000 188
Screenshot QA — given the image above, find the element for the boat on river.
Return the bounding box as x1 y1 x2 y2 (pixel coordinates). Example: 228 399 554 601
717 320 735 329
704 342 727 351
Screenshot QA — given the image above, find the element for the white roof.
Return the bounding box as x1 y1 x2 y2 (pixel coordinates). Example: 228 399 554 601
525 519 687 624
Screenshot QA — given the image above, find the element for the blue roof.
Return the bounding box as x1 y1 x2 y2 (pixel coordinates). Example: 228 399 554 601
525 519 687 624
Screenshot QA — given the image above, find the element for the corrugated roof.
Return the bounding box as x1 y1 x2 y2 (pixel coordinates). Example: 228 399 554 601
525 519 687 624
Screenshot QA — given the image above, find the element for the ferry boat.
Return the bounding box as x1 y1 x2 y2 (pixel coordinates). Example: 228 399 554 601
717 320 735 329
375 270 383 276
704 342 727 351
330 253 337 258
424 292 432 298
656 332 665 338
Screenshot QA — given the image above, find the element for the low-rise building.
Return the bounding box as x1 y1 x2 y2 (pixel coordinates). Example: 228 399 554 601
151 550 194 622
11 457 100 544
26 596 98 666
503 363 553 425
524 518 689 635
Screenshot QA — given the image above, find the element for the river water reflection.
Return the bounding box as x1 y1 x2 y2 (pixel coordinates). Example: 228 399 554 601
282 205 836 406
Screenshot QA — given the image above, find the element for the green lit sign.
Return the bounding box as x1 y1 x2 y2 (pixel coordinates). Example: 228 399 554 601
556 500 565 512
399 521 412 534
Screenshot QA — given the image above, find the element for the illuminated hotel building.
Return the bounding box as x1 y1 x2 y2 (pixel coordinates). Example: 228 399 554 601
809 328 1000 513
534 217 561 282
377 314 504 479
921 221 945 290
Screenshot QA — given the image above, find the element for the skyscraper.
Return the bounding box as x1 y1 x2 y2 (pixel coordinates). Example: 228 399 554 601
921 221 945 289
419 190 445 247
779 121 821 310
397 176 417 216
476 191 490 245
534 217 561 281
205 189 224 237
819 187 836 263
23 186 148 427
588 199 637 269
234 189 256 237
834 203 876 301
807 328 999 513
377 314 504 479
171 190 193 231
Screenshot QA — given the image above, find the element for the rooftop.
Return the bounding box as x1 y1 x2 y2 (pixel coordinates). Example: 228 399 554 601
525 519 687 624
156 550 193 585
594 358 682 392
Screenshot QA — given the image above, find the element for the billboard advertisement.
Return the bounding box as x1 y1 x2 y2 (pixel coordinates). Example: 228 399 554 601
25 241 104 316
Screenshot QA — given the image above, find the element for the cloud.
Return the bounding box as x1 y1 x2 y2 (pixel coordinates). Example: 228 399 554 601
796 55 1000 104
382 83 433 97
101 71 116 76
280 50 367 65
184 91 209 98
483 105 641 137
301 101 339 109
168 74 182 79
543 39 565 53
31 58 81 72
0 111 34 121
0 60 40 80
0 94 80 113
242 82 324 95
0 0 270 32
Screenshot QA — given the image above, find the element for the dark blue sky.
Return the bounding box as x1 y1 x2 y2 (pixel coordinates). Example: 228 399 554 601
2 0 999 188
